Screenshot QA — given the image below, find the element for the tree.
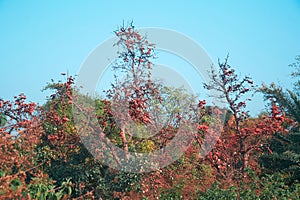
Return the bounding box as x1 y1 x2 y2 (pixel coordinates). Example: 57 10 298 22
290 55 300 95
202 56 287 186
2 22 297 199
259 55 300 125
68 22 208 198
0 94 72 199
0 94 43 198
259 84 300 125
105 22 159 162
259 132 300 184
259 55 300 185
40 76 143 199
76 23 200 174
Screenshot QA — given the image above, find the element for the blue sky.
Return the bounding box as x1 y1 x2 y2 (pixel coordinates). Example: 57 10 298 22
0 1 300 116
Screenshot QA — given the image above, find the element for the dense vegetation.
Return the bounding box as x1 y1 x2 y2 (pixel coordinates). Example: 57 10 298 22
1 24 299 199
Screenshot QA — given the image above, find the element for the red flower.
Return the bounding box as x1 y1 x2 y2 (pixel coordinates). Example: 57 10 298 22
197 124 209 131
198 100 206 109
62 116 69 122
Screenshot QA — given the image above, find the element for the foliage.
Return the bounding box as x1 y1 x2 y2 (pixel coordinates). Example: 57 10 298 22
290 55 300 95
259 55 300 124
259 82 300 124
202 56 288 187
198 170 300 200
260 132 300 184
0 23 298 199
258 56 300 192
0 94 73 199
40 76 143 199
27 178 72 200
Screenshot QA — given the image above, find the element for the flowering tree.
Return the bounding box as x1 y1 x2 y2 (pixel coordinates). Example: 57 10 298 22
202 56 288 185
0 95 43 198
105 23 160 160
1 23 298 199
259 55 300 185
0 94 72 199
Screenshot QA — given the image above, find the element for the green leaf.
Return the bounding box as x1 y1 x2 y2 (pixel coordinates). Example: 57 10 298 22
0 169 5 178
0 113 6 126
10 179 23 191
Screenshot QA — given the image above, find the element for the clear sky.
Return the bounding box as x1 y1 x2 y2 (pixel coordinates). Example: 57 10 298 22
1 0 300 116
